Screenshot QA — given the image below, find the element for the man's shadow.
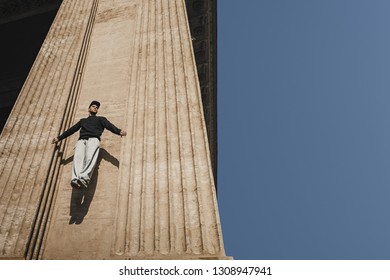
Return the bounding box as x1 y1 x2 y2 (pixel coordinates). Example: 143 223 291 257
61 148 119 225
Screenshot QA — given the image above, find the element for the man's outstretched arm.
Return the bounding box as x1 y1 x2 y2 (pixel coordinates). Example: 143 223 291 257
101 117 127 137
52 121 81 144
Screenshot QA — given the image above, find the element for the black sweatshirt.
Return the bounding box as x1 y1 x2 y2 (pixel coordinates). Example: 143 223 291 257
57 115 121 141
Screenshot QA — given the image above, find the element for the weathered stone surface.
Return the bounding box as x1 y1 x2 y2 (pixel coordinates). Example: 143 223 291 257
0 0 227 259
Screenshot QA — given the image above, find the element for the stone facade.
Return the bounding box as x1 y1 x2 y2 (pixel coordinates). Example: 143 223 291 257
0 0 226 259
0 0 217 183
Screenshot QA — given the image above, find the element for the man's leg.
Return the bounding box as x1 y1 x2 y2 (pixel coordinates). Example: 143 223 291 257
78 137 100 186
71 139 87 187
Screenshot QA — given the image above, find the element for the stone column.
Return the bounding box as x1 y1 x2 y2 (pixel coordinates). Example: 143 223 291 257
0 0 227 260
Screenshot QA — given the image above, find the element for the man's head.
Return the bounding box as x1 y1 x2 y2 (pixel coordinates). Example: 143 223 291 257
89 100 100 115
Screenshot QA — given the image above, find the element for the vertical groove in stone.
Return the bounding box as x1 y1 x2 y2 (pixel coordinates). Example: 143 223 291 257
143 0 157 254
162 0 176 255
140 0 152 253
155 0 170 255
155 0 166 255
0 0 97 258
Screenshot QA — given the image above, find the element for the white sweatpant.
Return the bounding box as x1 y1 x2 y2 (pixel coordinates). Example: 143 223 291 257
72 138 100 183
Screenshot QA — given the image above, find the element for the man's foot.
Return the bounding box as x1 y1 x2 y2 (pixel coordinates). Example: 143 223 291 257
77 178 88 188
70 180 80 189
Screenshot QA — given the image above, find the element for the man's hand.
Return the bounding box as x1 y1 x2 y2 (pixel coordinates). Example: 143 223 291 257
120 130 127 137
52 137 59 144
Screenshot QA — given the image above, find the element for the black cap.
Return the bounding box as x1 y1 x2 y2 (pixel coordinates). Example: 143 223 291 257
89 100 100 108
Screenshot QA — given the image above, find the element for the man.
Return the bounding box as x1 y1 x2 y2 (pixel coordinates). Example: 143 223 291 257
52 101 127 188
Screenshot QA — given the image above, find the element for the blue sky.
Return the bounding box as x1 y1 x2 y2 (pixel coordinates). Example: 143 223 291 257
218 0 390 259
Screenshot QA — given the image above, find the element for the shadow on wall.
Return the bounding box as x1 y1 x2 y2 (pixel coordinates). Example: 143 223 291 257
60 148 119 225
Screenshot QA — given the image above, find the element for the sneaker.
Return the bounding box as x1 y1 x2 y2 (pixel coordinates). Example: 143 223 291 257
70 180 80 189
77 179 88 188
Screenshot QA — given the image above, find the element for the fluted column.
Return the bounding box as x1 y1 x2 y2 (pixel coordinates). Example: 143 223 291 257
0 0 97 259
114 0 225 259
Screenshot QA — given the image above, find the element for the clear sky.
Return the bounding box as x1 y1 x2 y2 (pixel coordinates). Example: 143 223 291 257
218 0 390 260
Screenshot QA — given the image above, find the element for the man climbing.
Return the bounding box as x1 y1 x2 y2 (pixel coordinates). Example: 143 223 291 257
52 101 127 189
